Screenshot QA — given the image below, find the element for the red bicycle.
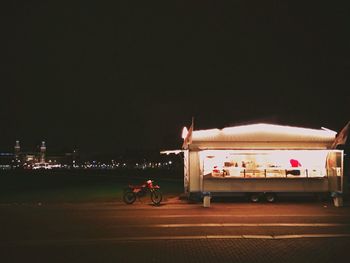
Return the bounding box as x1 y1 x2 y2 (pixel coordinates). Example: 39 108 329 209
123 179 162 205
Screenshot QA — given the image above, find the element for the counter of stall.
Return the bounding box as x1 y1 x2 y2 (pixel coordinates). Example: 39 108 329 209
204 166 328 179
200 149 340 180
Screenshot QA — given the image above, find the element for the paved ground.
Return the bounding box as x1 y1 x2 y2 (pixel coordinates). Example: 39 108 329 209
1 198 350 262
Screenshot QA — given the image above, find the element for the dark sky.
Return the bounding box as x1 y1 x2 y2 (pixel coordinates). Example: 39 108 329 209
2 1 350 155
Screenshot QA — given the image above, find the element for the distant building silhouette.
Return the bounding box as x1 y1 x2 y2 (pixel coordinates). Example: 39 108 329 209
0 141 80 169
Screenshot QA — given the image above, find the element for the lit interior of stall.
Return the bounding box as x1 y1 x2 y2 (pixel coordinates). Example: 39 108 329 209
200 150 340 179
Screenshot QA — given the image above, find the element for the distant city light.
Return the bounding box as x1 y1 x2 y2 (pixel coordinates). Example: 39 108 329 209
1 139 180 171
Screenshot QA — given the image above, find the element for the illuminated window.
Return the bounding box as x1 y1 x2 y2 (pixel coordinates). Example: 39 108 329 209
201 150 338 179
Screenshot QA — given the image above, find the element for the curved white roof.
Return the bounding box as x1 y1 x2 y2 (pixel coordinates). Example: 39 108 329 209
190 123 336 149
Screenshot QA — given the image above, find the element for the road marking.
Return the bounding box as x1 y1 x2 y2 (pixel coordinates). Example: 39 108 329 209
4 234 350 246
111 223 350 228
273 234 350 239
106 214 350 219
156 214 350 218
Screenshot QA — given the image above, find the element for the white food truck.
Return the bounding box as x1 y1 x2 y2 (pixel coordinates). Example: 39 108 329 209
182 123 346 206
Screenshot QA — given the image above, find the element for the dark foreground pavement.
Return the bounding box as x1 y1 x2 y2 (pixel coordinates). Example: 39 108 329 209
3 238 350 263
1 198 350 263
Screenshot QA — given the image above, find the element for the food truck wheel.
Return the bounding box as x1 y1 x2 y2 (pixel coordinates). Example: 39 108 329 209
265 193 276 203
316 193 329 202
189 193 202 202
250 193 260 203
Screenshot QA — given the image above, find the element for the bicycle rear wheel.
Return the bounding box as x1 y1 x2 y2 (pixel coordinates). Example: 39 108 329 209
123 191 136 204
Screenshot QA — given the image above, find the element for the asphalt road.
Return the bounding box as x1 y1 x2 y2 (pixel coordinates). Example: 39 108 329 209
1 198 350 263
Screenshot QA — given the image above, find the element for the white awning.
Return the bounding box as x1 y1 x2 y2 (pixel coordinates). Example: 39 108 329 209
190 123 336 150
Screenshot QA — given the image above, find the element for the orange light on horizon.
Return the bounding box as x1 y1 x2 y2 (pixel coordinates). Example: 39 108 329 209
182 126 188 139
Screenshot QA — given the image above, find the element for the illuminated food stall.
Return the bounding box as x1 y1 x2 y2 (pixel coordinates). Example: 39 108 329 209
182 123 344 206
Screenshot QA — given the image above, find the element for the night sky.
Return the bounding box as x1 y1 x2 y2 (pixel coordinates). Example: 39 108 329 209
2 1 350 156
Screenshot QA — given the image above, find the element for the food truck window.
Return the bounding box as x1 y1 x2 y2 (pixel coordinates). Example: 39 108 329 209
201 150 330 179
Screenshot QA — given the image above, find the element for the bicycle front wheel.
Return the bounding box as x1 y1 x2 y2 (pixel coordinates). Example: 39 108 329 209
151 189 162 205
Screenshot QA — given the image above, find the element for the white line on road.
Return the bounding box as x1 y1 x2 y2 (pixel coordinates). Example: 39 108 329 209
106 214 350 218
109 223 350 228
156 214 350 218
